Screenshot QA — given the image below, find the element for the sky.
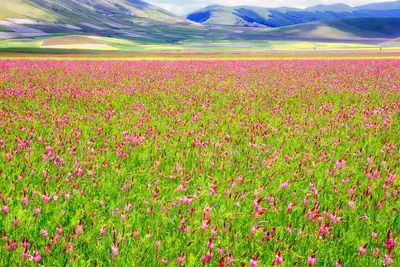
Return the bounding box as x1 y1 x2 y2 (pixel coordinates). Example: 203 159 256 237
145 0 392 15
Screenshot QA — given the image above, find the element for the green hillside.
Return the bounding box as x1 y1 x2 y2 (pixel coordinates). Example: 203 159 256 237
0 0 207 43
243 17 400 42
0 0 186 24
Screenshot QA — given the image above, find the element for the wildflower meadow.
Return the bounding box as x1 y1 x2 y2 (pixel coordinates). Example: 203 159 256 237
0 58 399 266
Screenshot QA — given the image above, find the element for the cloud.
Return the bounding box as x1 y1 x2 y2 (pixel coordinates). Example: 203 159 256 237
145 0 393 15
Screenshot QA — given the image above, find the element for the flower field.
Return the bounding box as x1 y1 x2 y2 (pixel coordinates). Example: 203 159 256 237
0 58 399 266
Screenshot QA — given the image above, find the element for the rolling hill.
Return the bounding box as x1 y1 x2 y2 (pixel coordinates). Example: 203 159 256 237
186 0 400 28
0 0 205 42
238 17 400 43
0 0 185 25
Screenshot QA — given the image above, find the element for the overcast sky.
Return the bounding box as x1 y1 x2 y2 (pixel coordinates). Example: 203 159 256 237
146 0 392 15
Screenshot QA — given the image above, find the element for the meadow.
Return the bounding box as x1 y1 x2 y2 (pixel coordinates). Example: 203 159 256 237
1 36 400 54
0 56 399 266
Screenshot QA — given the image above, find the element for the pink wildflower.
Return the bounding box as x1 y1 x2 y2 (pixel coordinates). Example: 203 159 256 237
178 252 185 265
307 255 316 265
358 244 367 255
250 257 257 267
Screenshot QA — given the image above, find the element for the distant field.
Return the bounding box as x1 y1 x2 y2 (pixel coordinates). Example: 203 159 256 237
0 26 12 32
0 35 399 54
1 52 400 61
40 35 117 50
41 36 103 46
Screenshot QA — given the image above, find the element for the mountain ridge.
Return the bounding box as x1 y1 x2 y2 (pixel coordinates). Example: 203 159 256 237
186 0 400 27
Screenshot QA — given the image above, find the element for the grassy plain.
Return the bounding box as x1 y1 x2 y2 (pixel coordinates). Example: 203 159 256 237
0 37 400 54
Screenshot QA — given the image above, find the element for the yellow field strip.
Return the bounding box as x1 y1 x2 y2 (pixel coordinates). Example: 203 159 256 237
1 54 400 61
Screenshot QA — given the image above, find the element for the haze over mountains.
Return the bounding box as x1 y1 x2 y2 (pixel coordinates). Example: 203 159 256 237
0 0 400 51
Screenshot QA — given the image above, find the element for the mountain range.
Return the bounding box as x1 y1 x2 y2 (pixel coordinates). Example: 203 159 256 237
186 1 400 27
0 0 400 52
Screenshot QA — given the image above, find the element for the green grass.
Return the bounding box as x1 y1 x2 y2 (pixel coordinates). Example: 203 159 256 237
0 56 399 266
0 26 12 32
